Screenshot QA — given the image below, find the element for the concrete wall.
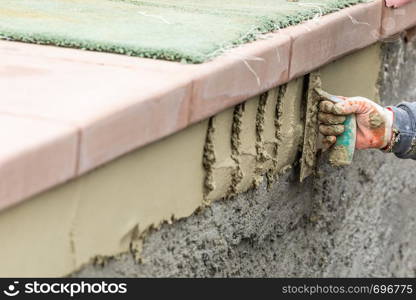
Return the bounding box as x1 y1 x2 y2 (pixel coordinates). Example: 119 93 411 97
75 35 415 277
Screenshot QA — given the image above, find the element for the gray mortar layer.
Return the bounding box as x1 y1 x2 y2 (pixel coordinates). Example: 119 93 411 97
74 35 416 278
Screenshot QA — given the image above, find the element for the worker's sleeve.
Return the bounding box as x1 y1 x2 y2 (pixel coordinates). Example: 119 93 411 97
389 102 416 159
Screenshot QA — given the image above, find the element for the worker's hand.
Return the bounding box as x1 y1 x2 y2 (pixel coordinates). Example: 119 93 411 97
319 97 394 150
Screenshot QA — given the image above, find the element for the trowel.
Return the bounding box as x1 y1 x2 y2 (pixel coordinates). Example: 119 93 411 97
300 72 357 182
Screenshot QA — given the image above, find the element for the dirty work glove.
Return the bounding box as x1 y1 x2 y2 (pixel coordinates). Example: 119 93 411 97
319 97 394 150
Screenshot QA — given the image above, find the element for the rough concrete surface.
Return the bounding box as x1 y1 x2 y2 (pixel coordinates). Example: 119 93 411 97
75 35 416 278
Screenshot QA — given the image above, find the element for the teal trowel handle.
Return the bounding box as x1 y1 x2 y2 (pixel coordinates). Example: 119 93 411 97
332 113 357 166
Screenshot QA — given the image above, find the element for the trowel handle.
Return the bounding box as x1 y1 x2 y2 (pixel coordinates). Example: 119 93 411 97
333 113 357 165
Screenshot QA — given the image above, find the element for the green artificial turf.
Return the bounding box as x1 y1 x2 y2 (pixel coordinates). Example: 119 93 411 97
0 0 366 63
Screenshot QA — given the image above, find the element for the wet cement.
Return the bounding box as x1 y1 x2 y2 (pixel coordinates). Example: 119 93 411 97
75 35 416 277
328 145 350 166
300 72 321 182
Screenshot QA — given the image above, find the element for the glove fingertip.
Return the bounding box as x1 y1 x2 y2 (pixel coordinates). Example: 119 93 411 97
333 103 346 115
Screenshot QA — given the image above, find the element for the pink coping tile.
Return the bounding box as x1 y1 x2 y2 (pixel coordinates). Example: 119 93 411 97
382 0 416 37
0 114 78 210
288 0 383 80
189 32 291 123
0 40 190 74
385 0 414 8
0 44 193 174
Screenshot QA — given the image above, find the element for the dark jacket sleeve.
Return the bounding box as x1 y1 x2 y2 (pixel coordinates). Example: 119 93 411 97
389 102 416 160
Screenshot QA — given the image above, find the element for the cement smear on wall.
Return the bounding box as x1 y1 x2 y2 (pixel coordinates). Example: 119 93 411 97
75 40 416 277
1 39 414 277
320 43 382 102
0 71 306 277
204 81 304 203
0 120 210 276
